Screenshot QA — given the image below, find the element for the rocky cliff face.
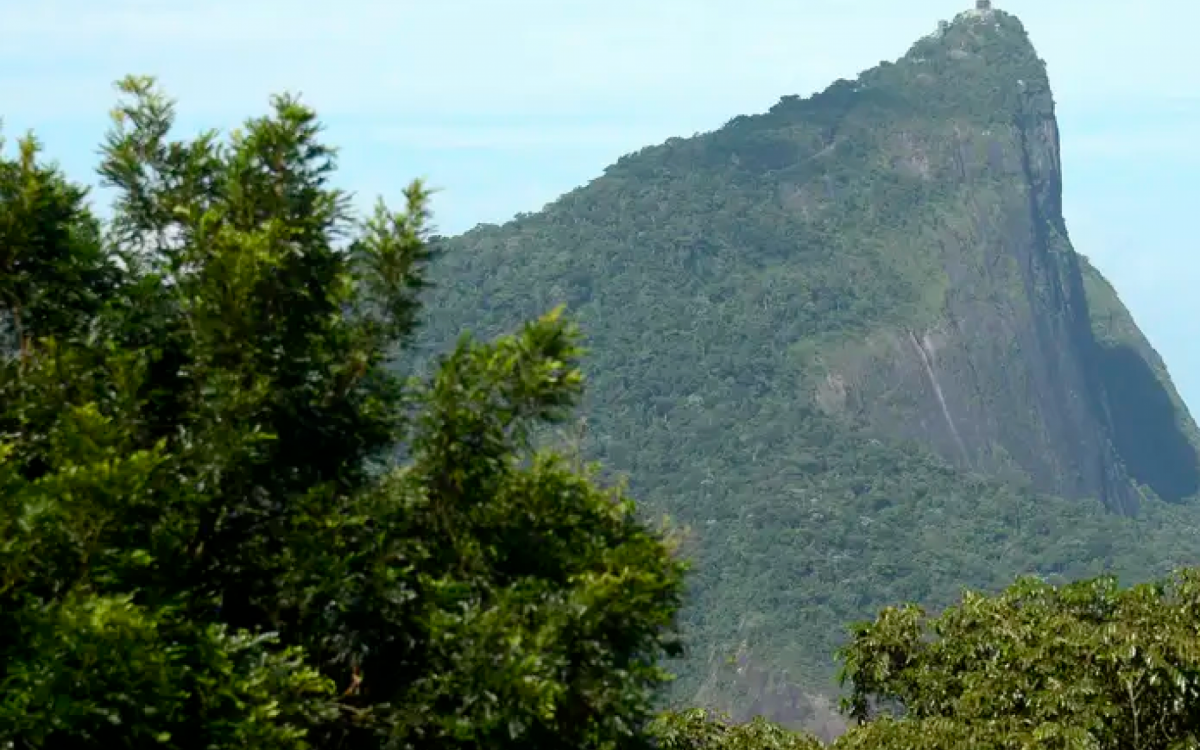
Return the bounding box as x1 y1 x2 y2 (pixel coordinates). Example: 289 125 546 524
804 11 1167 515
415 5 1200 732
821 9 1200 514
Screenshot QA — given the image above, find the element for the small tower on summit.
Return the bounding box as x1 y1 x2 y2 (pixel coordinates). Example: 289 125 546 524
975 0 992 9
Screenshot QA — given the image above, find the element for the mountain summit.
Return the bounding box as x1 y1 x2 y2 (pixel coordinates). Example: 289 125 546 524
417 8 1200 734
734 5 1200 516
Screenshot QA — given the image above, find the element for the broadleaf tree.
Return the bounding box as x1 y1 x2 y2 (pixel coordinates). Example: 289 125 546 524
0 76 686 750
650 570 1200 750
835 572 1200 749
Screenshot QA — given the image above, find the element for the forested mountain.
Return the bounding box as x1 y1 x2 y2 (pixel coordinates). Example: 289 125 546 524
416 5 1200 732
6 7 1200 748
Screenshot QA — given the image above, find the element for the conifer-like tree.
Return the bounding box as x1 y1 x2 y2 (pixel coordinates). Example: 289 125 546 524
0 77 685 749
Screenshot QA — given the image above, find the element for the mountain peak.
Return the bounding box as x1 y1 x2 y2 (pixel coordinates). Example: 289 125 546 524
903 4 1043 81
422 7 1200 734
967 0 998 17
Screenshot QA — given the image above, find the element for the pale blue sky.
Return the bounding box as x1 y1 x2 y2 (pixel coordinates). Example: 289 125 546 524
3 0 1196 411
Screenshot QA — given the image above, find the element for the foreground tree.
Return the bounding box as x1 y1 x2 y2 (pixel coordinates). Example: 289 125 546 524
652 570 1200 750
649 708 823 750
837 571 1200 749
0 77 685 749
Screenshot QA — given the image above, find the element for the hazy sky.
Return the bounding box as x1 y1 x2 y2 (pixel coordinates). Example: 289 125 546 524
3 0 1196 410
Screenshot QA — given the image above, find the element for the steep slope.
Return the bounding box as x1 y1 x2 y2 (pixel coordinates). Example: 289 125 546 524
415 5 1200 732
1078 255 1200 503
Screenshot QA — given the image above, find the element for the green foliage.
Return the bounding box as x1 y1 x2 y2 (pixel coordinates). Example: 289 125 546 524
661 405 1200 720
415 7 1200 725
650 708 823 750
837 571 1200 749
0 77 685 748
653 568 1200 749
0 130 115 355
1 596 334 749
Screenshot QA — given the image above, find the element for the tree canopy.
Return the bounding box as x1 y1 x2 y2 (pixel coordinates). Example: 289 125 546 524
653 571 1200 749
836 572 1200 749
8 72 1200 750
0 76 685 749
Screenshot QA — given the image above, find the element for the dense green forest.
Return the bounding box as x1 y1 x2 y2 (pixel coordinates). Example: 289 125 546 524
8 75 1200 750
0 77 687 748
416 6 1200 726
659 571 1200 749
6 6 1200 750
